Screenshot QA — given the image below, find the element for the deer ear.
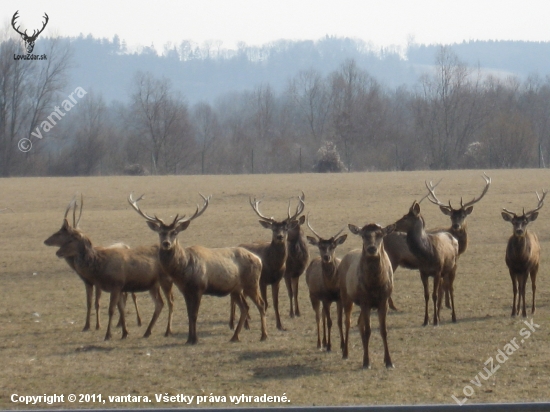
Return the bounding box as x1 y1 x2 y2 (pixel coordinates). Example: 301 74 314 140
336 234 347 245
62 219 70 229
175 220 191 233
146 221 161 232
259 220 272 229
298 215 306 225
501 212 513 222
348 224 360 235
412 202 421 215
465 206 474 215
383 224 396 236
529 212 539 222
440 206 452 216
306 236 318 246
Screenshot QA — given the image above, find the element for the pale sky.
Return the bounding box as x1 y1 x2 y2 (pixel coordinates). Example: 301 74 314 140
2 0 549 53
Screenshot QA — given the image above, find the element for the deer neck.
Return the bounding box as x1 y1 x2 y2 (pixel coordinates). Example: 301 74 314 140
449 224 467 255
159 240 189 274
405 219 434 262
267 239 287 268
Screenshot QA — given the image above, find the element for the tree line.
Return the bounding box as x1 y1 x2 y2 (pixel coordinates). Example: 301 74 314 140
2 37 550 176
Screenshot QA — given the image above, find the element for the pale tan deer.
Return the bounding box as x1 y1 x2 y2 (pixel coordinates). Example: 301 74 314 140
393 201 458 326
129 193 267 344
501 190 546 317
337 223 395 368
305 216 347 351
48 197 174 341
44 197 143 331
284 211 309 318
237 193 305 331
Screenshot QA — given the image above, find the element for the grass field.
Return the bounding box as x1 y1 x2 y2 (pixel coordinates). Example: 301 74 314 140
1 169 550 409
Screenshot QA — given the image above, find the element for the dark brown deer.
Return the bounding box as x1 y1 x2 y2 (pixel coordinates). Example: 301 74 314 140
305 216 347 351
129 193 267 344
337 223 395 368
48 197 174 341
501 190 546 317
284 208 309 318
393 201 458 326
11 11 49 54
237 193 305 331
424 174 491 309
44 197 145 331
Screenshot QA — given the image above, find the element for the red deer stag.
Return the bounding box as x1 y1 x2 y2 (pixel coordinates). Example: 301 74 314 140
48 197 174 340
501 190 546 317
129 193 267 344
44 196 145 331
284 202 309 318
305 216 347 351
424 174 491 309
393 201 458 326
237 193 305 331
338 222 395 368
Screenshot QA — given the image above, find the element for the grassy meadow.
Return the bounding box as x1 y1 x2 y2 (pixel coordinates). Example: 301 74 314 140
1 169 550 409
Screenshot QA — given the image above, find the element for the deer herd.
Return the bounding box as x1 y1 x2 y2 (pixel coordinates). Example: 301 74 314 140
43 174 546 369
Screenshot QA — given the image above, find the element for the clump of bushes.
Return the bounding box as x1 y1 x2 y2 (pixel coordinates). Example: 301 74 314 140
314 141 346 173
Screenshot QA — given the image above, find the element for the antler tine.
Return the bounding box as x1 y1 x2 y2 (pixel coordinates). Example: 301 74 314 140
331 227 346 240
419 178 443 204
502 207 516 216
462 173 492 208
176 193 211 224
11 11 25 36
288 191 305 221
128 193 165 224
64 195 77 222
75 193 84 227
249 195 274 222
525 189 547 216
306 213 323 239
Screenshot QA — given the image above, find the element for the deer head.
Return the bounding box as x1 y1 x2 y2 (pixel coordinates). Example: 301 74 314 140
306 215 347 263
349 223 395 256
128 193 210 250
12 11 49 54
425 173 491 230
44 194 84 249
250 192 305 244
502 190 547 237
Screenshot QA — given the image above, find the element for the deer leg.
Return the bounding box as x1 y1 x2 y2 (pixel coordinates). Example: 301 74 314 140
292 277 300 316
144 286 164 338
183 291 202 344
284 275 294 318
420 273 430 326
244 285 267 341
116 292 127 328
272 281 285 331
437 276 445 322
531 265 538 315
432 274 441 326
83 282 93 331
132 293 142 327
311 297 321 349
342 301 353 360
229 292 247 342
242 295 251 330
105 290 122 341
379 301 393 369
510 272 518 317
359 305 371 369
229 297 236 330
519 275 528 318
388 296 398 311
161 280 174 337
260 281 268 311
324 302 333 352
448 267 457 323
337 300 344 352
94 285 101 330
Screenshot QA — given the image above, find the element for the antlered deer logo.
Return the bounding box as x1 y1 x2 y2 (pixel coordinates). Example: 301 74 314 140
11 11 49 54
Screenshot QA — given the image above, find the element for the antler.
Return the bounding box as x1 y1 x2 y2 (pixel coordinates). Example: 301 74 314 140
287 191 305 222
11 11 25 36
33 13 49 39
419 178 442 204
11 11 49 40
174 193 211 225
461 173 491 208
502 189 547 217
72 193 84 228
249 196 275 223
64 195 77 223
306 213 344 241
128 193 166 225
424 179 448 209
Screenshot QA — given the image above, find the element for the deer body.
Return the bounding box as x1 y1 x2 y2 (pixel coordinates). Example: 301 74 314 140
283 216 309 318
338 223 395 369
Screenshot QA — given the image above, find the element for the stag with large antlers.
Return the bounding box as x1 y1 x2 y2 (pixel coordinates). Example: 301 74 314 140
338 222 395 368
12 11 49 54
44 196 144 331
129 193 267 344
502 190 546 317
46 196 174 340
393 201 459 326
237 193 305 331
305 216 347 351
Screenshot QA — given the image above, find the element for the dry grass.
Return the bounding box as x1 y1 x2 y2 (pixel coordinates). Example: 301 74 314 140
1 169 550 409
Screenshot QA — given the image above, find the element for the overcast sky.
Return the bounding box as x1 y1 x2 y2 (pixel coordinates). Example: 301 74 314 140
3 0 550 53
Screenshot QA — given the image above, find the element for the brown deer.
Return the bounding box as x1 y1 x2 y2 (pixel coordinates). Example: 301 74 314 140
284 209 309 318
393 201 458 326
424 174 491 308
129 193 267 344
48 197 174 341
501 190 546 317
237 193 305 331
305 216 347 351
44 197 145 331
337 223 395 368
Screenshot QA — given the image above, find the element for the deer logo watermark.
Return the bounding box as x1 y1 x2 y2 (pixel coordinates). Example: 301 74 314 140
11 11 49 54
